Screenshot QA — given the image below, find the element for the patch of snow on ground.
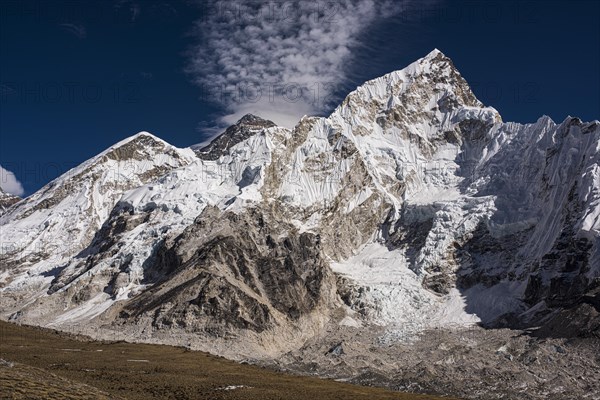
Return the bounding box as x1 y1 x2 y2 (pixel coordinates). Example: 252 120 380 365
215 385 252 391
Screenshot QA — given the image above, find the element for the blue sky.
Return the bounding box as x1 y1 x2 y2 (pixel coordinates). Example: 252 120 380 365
1 0 599 196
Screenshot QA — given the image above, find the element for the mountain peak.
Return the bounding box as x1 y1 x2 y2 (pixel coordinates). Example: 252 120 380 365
111 131 164 148
420 48 454 68
425 48 445 59
93 131 172 164
235 114 277 128
332 49 484 126
194 114 276 160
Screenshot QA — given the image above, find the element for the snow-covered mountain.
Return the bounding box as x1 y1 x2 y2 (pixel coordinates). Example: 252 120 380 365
1 49 599 398
0 133 195 306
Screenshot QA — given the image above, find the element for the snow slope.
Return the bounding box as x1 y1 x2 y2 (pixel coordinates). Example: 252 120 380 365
0 132 195 295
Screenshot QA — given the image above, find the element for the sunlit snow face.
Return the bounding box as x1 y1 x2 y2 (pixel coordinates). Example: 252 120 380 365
187 0 413 129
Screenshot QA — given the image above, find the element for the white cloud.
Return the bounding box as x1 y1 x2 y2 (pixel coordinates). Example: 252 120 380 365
187 0 418 130
0 165 25 197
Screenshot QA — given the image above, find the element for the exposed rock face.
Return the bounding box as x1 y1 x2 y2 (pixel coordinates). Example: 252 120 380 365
193 114 277 160
119 206 339 338
0 49 599 399
0 188 20 216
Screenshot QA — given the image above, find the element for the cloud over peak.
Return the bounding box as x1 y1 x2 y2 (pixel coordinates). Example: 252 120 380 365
187 0 410 130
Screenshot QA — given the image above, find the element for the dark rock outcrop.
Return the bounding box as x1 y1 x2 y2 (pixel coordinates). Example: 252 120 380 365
194 114 276 160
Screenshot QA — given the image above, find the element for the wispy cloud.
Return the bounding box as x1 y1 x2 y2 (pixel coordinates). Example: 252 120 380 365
115 0 141 22
59 23 87 40
0 165 25 197
187 0 418 130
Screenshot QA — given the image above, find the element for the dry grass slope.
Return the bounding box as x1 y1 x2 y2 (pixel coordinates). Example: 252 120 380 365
0 321 453 400
1 361 121 400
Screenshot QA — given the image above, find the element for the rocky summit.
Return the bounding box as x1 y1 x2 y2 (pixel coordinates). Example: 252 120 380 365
1 50 599 399
0 188 20 216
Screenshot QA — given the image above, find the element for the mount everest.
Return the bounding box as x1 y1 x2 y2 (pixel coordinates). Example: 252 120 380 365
1 50 598 399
